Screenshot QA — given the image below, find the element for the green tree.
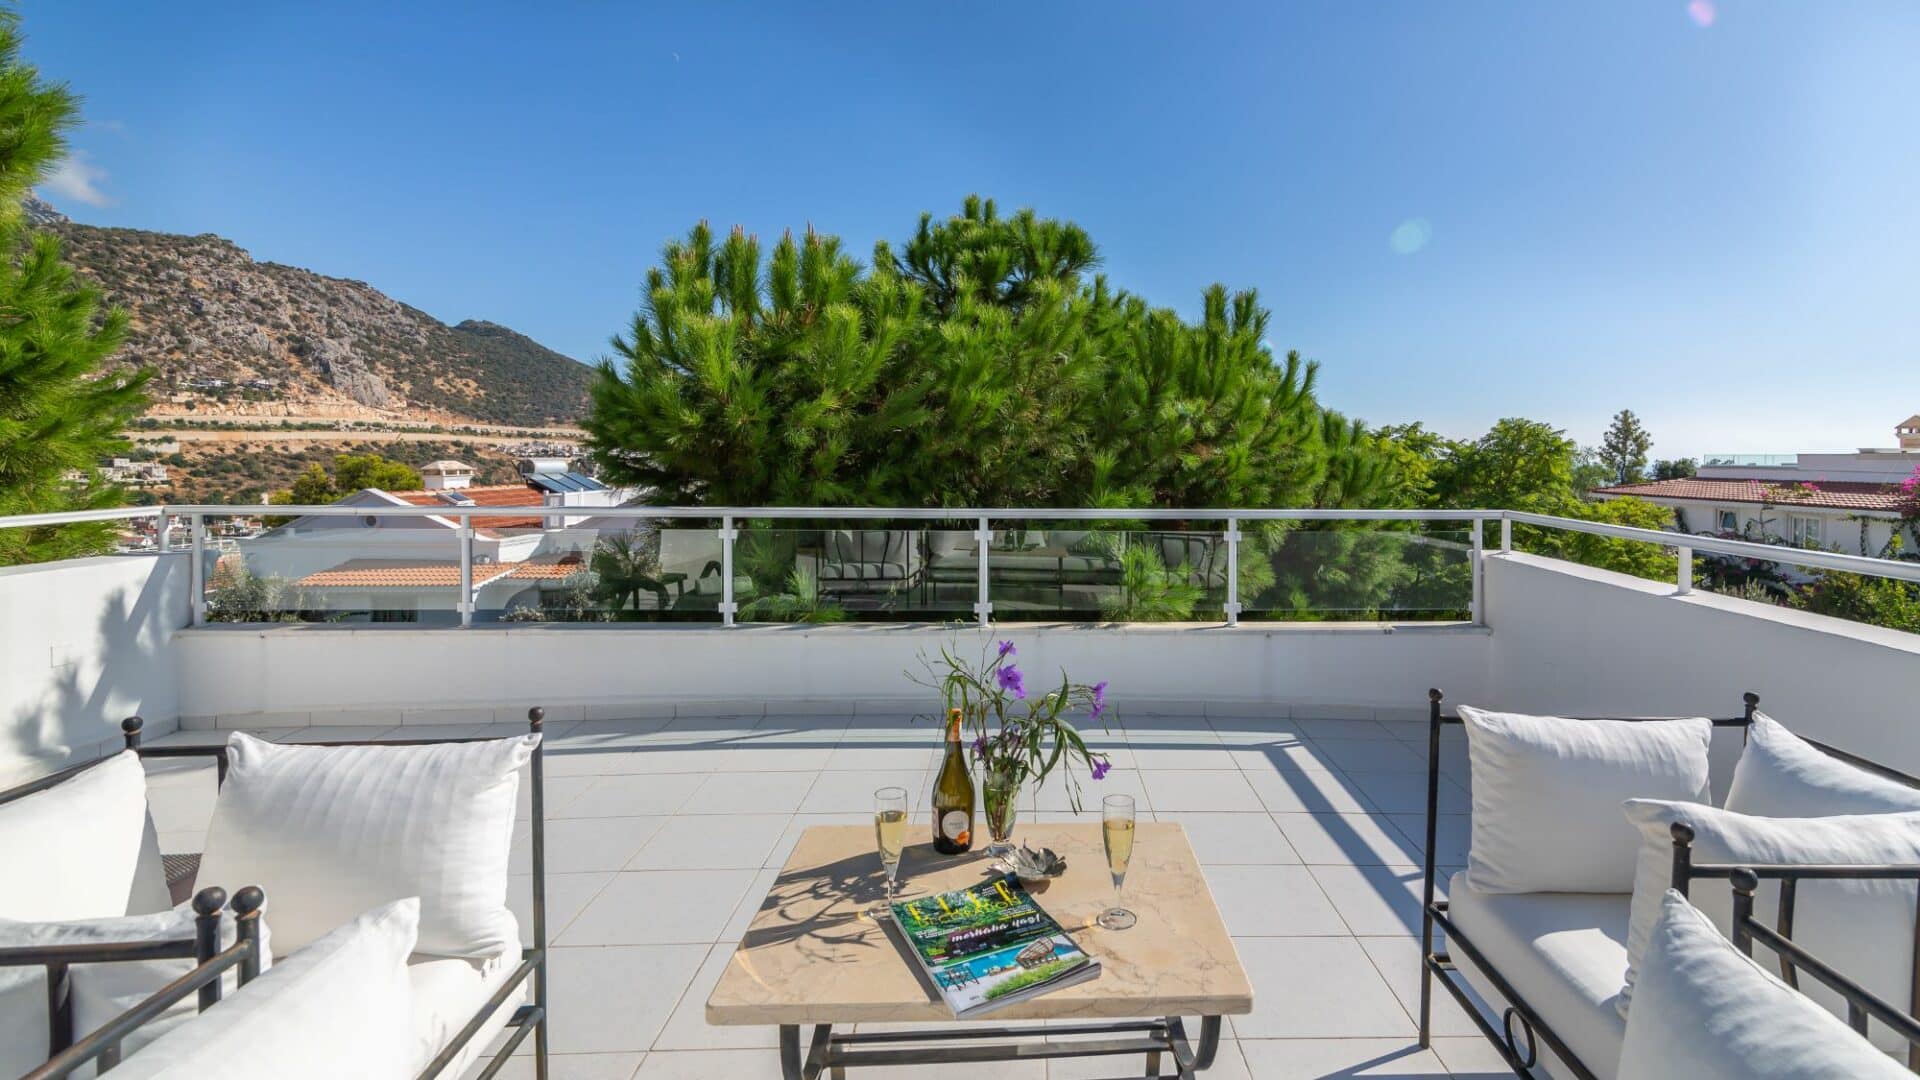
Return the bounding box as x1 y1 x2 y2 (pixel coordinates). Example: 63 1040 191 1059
1431 418 1577 514
1599 409 1653 486
333 453 421 492
585 198 1392 512
0 14 148 564
1653 458 1698 481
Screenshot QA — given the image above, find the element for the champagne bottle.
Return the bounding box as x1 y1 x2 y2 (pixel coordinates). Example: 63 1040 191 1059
932 708 975 854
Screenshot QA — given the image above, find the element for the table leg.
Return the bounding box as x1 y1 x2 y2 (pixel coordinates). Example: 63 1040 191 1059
1146 1048 1162 1076
1165 1016 1223 1078
779 1024 834 1080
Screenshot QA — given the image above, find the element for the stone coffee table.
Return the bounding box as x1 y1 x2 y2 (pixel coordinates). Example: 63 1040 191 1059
708 822 1252 1079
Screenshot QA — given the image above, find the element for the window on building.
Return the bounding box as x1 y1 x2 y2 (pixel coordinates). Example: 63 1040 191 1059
1716 508 1738 533
1787 514 1823 548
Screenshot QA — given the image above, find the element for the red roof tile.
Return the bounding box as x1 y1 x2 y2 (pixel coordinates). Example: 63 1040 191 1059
387 485 549 534
296 560 519 589
1594 478 1906 512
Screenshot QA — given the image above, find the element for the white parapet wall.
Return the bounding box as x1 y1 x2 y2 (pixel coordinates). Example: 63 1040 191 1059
0 553 191 785
170 620 1493 727
1485 551 1920 775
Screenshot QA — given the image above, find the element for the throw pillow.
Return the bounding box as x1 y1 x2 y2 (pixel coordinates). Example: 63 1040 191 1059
195 734 534 957
1727 712 1920 818
1459 707 1712 893
1620 798 1920 1053
1618 889 1907 1079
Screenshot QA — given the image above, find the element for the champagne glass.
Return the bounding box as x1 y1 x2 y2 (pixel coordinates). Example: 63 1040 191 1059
1098 794 1138 930
872 786 908 919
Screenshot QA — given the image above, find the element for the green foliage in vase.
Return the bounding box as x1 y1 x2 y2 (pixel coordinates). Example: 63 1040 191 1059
0 14 149 564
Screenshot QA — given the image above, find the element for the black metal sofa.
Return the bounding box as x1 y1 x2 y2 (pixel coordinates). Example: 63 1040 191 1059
1417 689 1920 1079
0 710 552 1080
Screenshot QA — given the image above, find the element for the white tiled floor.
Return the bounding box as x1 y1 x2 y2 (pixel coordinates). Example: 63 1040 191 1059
143 706 1500 1078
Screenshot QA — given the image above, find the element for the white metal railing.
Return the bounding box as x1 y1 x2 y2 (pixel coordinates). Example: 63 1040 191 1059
2 503 1916 629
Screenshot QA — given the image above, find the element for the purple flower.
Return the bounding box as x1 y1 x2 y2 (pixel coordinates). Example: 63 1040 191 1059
995 664 1026 699
1092 680 1107 706
1090 700 1107 724
998 640 1017 659
971 735 987 758
1090 757 1112 781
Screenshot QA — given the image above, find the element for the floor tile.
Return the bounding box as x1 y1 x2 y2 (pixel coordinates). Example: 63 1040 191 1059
1272 813 1423 866
719 866 781 941
1141 770 1262 813
1307 737 1428 773
1160 812 1301 865
1291 717 1392 739
1386 814 1470 865
1229 937 1415 1038
543 944 707 1053
509 871 615 943
1237 1037 1449 1077
1033 767 1148 813
559 869 761 945
825 742 942 772
1308 865 1433 936
475 1052 644 1080
520 775 598 820
1241 764 1374 814
767 813 870 868
798 770 924 814
1205 865 1348 936
651 942 780 1050
683 772 821 814
562 775 710 817
631 1049 782 1080
1357 936 1488 1041
627 814 792 870
1046 1034 1251 1079
1127 742 1244 770
1429 1035 1514 1078
514 817 668 874
1342 770 1468 815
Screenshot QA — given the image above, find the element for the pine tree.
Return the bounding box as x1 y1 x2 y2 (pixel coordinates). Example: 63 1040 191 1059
1599 409 1653 486
0 13 147 564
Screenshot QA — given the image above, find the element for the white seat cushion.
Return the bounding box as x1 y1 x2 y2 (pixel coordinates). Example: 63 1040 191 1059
111 898 419 1079
0 903 271 1079
407 947 527 1076
1457 708 1711 893
1727 713 1920 818
1619 889 1908 1079
0 752 168 921
1620 799 1920 1052
1446 871 1630 1080
196 733 536 958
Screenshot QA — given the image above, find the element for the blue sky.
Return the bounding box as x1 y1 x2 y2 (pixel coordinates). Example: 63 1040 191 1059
19 2 1920 459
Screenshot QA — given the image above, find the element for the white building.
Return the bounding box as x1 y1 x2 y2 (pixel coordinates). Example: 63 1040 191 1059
1594 417 1919 556
223 457 634 622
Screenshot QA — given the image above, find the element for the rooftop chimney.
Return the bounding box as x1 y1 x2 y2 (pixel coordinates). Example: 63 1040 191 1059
1900 415 1920 451
420 460 475 491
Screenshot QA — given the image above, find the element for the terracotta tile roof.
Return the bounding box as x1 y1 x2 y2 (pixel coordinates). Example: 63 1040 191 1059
295 554 589 589
387 484 549 534
1594 478 1907 512
296 560 520 589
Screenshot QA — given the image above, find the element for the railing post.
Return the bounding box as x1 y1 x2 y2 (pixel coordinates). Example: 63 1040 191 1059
1223 517 1241 627
974 516 992 627
1676 545 1693 595
455 511 474 622
189 513 207 626
156 507 172 553
1470 519 1485 626
459 514 474 628
718 515 738 627
1499 516 1512 552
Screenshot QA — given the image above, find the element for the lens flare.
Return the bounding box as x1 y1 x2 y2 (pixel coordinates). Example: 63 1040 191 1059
1687 0 1716 28
1389 218 1432 255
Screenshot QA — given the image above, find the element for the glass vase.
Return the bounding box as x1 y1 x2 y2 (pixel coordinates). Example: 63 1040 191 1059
982 765 1023 858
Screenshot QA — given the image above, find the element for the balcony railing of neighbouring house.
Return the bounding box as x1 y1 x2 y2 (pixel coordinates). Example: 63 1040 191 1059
0 504 1917 631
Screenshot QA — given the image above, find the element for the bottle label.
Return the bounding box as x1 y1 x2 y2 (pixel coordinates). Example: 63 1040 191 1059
940 810 971 844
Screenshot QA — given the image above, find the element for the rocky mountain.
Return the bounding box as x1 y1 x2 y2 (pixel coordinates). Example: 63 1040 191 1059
28 198 592 426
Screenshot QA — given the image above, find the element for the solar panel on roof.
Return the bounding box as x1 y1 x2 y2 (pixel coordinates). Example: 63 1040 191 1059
527 471 606 494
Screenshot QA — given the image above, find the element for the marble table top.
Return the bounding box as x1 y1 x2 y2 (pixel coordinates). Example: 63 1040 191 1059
707 822 1253 1025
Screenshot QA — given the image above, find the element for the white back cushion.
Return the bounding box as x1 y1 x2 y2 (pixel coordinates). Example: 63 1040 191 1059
1459 707 1711 893
0 752 157 920
1728 712 1920 818
1621 799 1920 1051
0 903 271 1079
112 898 418 1080
195 734 534 957
1620 889 1908 1079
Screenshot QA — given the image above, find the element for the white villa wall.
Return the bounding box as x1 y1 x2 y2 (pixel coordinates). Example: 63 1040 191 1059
170 621 1492 726
1485 552 1920 775
1641 496 1902 556
0 554 190 786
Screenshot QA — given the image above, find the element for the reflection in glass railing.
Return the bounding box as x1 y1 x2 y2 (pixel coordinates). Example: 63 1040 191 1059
470 522 724 623
1238 526 1471 620
203 514 465 625
986 529 1228 622
732 528 978 623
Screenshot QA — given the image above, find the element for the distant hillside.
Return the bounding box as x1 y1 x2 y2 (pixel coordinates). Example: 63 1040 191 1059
27 197 592 426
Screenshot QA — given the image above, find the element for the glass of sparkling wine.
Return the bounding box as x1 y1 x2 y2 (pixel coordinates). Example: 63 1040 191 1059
872 786 909 919
1099 794 1138 930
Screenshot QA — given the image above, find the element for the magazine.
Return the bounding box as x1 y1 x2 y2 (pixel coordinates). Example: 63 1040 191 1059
888 872 1100 1018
